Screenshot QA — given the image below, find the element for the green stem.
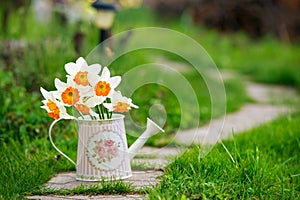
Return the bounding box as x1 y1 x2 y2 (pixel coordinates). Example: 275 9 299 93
105 107 110 119
100 104 105 119
89 114 95 120
103 100 110 119
97 105 103 120
74 106 84 119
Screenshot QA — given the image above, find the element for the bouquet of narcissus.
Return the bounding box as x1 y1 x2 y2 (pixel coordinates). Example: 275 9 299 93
40 57 138 120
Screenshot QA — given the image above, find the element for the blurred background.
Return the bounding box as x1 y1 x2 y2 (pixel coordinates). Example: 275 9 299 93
1 0 299 89
0 0 300 142
0 0 299 139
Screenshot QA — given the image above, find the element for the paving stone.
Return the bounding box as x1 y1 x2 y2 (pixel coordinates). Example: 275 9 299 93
246 82 298 104
44 170 163 191
25 170 162 199
26 194 144 200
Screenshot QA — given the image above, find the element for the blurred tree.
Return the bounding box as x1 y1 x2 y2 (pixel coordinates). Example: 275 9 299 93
0 0 31 35
144 0 195 18
144 0 300 42
73 31 85 56
191 0 300 42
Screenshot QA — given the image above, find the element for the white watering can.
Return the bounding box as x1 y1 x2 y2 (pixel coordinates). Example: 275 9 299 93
48 114 164 181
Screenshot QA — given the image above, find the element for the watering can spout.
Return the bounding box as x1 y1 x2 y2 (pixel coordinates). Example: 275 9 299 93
128 118 164 160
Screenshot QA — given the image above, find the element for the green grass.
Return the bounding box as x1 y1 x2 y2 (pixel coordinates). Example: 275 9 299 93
148 112 300 199
0 133 78 199
208 35 300 90
29 181 135 196
0 140 58 199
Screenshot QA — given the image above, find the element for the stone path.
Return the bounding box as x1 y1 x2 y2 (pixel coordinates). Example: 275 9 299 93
26 171 163 200
26 194 144 200
44 170 163 190
26 71 298 200
175 81 297 145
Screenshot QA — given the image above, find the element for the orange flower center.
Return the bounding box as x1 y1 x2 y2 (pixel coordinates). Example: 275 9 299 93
48 112 60 120
46 100 60 119
95 81 111 97
46 99 59 111
61 87 80 105
73 71 89 86
75 104 90 115
113 101 130 113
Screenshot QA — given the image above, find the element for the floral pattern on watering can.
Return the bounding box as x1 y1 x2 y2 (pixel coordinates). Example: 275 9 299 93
75 116 132 181
87 132 123 170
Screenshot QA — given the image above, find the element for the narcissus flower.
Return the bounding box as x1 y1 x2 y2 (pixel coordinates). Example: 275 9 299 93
75 96 103 117
89 67 121 98
75 104 90 115
54 78 90 106
103 91 138 113
40 87 74 120
64 57 101 87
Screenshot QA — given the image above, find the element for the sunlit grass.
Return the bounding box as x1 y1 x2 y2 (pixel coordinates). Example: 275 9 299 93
0 140 57 199
148 112 300 199
29 181 135 196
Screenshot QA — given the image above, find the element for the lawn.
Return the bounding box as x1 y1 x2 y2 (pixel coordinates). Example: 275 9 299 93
148 112 300 199
0 4 299 199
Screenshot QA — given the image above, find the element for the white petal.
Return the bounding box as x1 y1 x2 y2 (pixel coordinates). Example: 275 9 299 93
81 88 94 98
85 96 102 107
110 76 121 88
130 102 139 109
114 90 123 97
60 112 75 119
121 96 130 103
75 85 91 97
88 73 100 86
40 87 49 99
88 64 101 75
64 62 80 76
89 109 98 117
103 103 114 111
54 78 67 91
50 91 60 99
101 67 110 80
110 91 121 102
42 99 47 104
76 57 88 70
92 96 106 105
66 76 73 84
41 105 49 112
66 76 77 85
58 104 69 113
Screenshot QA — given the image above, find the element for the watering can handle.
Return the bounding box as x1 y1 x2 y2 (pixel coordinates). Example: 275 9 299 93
48 119 76 166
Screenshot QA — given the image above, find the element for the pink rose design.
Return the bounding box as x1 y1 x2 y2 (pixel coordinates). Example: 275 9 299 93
104 139 115 147
97 140 106 159
107 146 118 157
